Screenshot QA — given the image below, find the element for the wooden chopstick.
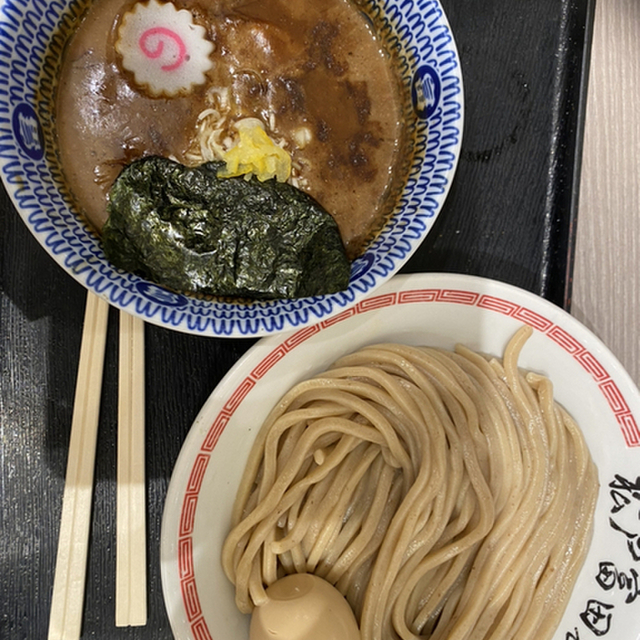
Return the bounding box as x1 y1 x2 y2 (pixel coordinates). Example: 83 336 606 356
48 292 110 640
115 310 147 627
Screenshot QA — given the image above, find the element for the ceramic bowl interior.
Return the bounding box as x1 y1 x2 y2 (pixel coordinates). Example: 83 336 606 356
0 0 463 336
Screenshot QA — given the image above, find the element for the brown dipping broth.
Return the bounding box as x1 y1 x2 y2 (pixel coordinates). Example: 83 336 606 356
54 0 416 258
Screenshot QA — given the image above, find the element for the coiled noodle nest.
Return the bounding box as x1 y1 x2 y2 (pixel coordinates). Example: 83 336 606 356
222 325 599 640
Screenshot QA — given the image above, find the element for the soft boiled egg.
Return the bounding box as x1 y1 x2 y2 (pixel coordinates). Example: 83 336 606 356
250 574 360 640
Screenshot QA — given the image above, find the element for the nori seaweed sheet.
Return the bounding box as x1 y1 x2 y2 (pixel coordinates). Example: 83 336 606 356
102 157 352 300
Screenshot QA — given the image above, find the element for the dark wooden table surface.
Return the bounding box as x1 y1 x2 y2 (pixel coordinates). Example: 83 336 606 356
0 0 595 637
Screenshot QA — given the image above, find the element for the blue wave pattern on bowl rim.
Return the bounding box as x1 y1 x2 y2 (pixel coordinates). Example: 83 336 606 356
0 0 463 337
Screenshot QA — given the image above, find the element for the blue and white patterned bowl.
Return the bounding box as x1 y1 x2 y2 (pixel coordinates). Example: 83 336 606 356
0 0 463 337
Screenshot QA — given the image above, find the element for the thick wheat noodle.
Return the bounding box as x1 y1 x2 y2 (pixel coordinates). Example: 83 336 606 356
230 381 379 524
356 347 497 640
320 365 433 464
506 401 597 639
314 455 384 570
431 350 519 513
432 379 551 635
227 421 385 548
306 444 382 570
273 455 354 556
235 425 400 610
262 384 415 481
411 546 478 632
338 477 406 619
322 461 398 583
259 401 378 498
231 433 361 610
221 326 599 639
407 353 518 636
230 437 324 576
390 359 518 635
356 358 481 640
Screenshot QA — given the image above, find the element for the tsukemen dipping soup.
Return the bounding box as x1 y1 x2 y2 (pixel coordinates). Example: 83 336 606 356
52 0 417 299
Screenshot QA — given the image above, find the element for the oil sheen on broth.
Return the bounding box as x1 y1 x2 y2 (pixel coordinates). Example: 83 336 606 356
55 0 413 259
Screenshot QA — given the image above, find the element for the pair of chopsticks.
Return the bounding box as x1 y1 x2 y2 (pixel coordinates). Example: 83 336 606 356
48 292 147 639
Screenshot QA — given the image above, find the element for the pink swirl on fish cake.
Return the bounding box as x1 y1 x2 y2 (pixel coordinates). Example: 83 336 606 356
139 27 187 71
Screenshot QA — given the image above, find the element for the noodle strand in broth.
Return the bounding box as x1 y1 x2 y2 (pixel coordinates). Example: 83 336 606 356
221 326 599 640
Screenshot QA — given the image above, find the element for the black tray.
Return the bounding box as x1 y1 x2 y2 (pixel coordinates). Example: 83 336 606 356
0 0 595 637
